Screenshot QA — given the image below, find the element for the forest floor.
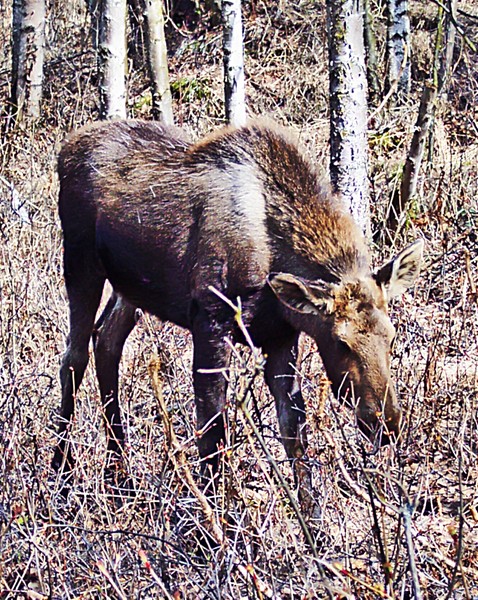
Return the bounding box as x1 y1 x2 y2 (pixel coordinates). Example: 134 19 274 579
1 1 478 598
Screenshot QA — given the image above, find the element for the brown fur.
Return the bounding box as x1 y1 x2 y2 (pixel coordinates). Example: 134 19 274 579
52 119 422 479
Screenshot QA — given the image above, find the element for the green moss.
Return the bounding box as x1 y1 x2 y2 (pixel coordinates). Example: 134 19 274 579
369 129 404 152
133 91 152 111
171 77 211 101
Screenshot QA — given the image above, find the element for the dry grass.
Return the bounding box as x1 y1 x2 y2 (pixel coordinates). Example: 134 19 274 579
1 1 478 598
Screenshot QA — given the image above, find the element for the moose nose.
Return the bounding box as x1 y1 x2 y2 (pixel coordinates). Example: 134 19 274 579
382 388 402 443
378 412 401 445
357 389 401 446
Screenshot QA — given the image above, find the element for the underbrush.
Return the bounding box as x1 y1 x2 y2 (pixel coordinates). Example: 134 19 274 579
1 1 477 598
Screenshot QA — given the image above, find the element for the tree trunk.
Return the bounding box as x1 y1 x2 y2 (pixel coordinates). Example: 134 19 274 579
326 0 370 237
222 0 246 127
392 82 437 227
426 1 457 163
143 0 174 124
438 0 457 95
386 0 411 102
98 0 127 120
363 0 380 105
10 0 46 122
11 0 24 118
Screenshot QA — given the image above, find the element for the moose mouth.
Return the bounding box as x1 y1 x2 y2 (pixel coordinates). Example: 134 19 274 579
356 413 401 448
334 377 401 447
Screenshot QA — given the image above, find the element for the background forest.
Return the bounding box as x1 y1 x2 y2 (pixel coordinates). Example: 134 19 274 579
1 1 478 598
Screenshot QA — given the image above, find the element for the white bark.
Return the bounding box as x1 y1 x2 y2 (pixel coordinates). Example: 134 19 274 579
143 0 174 124
386 0 411 99
99 0 127 120
11 0 46 120
327 0 370 237
222 0 246 127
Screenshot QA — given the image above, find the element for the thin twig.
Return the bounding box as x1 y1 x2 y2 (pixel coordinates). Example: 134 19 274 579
368 43 409 124
208 286 336 597
402 503 423 600
149 357 280 600
428 0 477 50
363 451 394 593
444 450 469 600
96 559 127 600
138 548 175 599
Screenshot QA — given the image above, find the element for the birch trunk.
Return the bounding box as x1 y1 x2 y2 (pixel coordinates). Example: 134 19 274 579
222 0 246 127
98 0 127 120
11 0 46 121
327 0 370 237
143 0 174 124
386 0 411 101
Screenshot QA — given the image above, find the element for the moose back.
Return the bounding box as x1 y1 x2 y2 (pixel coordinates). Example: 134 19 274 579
52 119 423 473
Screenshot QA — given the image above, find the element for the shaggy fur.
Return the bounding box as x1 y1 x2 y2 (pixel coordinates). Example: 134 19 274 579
53 119 423 475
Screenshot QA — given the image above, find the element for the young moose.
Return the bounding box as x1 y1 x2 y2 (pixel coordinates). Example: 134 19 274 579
52 120 423 475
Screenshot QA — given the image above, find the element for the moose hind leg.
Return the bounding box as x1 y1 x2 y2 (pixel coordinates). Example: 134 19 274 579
52 269 105 473
93 292 137 455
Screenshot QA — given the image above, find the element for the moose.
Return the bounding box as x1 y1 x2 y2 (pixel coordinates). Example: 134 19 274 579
52 119 423 477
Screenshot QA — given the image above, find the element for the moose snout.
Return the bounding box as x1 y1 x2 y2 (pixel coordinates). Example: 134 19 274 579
356 386 401 445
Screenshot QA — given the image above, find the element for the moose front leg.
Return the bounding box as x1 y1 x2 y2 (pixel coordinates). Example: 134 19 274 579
264 334 318 517
264 334 307 459
191 305 232 474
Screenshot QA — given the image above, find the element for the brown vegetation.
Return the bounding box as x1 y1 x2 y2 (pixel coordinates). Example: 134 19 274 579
1 1 477 598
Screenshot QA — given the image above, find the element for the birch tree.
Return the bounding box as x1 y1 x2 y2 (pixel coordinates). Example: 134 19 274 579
222 0 246 127
142 0 174 124
386 0 411 101
98 0 127 120
326 0 370 236
10 0 46 122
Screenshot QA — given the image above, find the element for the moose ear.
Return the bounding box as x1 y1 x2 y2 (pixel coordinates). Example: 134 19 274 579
375 239 424 300
267 273 335 315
